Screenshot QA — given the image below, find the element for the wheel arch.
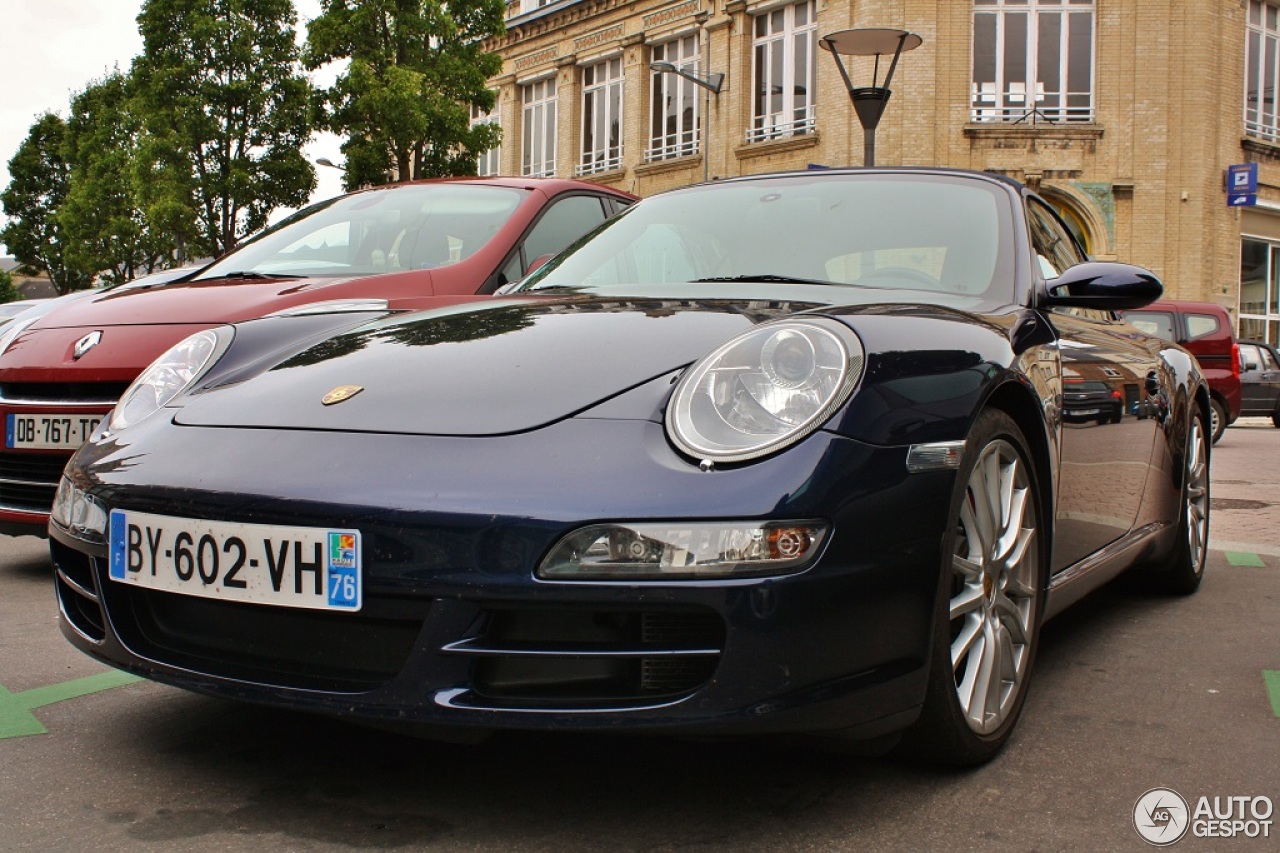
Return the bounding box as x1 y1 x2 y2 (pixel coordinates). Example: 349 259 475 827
982 380 1056 559
1207 387 1231 416
1195 381 1213 430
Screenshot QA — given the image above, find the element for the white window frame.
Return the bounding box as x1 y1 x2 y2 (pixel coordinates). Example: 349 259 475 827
520 0 556 14
1246 1 1280 141
471 102 501 177
521 77 557 178
748 0 817 144
1240 234 1280 345
970 0 1095 124
647 34 702 162
577 57 624 176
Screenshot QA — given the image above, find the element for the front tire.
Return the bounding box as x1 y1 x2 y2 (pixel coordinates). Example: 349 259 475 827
901 410 1045 767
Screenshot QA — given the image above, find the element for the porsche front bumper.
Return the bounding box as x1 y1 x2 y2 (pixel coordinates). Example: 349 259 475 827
53 417 956 738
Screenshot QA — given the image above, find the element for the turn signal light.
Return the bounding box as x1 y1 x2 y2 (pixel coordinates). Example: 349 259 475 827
538 521 828 580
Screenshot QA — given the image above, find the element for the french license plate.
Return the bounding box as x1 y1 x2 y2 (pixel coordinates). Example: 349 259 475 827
6 413 102 450
108 509 361 612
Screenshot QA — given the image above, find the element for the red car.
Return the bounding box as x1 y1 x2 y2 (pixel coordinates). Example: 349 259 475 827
1121 300 1242 443
0 178 634 537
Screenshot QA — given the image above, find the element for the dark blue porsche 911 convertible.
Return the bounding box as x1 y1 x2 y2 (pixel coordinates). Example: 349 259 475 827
49 168 1210 766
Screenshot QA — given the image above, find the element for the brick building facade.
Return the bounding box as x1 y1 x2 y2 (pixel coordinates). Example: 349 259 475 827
476 0 1280 344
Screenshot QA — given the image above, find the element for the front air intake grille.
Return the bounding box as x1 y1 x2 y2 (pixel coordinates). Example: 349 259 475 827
108 586 431 692
454 607 724 707
0 452 65 513
51 539 107 642
0 382 129 404
641 657 718 694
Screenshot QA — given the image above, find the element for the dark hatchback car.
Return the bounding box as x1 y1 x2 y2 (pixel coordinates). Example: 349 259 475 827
52 169 1209 767
1238 339 1280 425
1061 377 1124 424
0 178 634 537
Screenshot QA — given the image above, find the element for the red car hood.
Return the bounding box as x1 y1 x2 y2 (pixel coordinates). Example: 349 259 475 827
25 274 384 329
0 273 491 384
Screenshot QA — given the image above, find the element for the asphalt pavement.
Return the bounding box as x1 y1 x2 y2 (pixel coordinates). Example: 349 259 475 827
1 421 1277 851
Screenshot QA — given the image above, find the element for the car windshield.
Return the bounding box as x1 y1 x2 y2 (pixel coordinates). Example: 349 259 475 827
196 184 528 281
519 173 1014 302
0 301 43 320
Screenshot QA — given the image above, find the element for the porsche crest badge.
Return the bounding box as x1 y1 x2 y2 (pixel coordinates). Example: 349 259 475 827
322 385 364 406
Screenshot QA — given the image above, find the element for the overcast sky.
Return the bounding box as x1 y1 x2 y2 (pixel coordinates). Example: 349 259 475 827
0 0 345 257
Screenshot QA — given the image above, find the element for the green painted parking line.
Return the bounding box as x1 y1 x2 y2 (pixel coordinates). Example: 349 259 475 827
1226 551 1267 567
1267 671 1280 719
0 671 143 739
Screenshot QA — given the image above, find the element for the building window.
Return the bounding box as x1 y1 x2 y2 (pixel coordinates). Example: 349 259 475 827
648 34 702 162
521 78 557 178
971 0 1095 123
1241 237 1280 344
578 57 624 176
748 0 816 144
471 103 501 177
520 0 556 14
1246 1 1280 141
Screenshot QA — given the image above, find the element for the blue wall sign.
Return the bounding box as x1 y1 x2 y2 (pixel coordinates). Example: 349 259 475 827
1227 163 1259 206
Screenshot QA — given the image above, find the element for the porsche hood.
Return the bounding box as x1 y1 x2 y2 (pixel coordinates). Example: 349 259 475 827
174 298 818 436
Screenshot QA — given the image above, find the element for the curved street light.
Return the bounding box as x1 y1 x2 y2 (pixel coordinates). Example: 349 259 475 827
650 62 725 182
649 61 724 95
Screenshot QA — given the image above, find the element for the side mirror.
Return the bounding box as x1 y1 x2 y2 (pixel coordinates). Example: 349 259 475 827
525 253 555 276
1246 361 1260 372
1044 262 1163 310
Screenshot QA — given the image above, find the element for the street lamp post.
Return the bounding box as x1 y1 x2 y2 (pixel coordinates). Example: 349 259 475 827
819 28 923 168
650 61 723 182
315 156 347 192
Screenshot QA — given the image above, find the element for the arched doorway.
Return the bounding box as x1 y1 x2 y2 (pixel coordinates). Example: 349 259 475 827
1039 184 1111 260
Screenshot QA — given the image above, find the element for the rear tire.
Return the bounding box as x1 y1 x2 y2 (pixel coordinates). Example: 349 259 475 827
900 410 1045 767
1150 406 1210 595
1209 398 1227 443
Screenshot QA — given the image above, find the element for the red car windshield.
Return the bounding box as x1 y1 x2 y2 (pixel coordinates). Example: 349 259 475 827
195 184 528 281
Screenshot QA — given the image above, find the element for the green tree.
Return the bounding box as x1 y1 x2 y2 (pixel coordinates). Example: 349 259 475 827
60 71 178 284
132 0 315 257
305 0 505 189
0 114 94 294
0 268 20 304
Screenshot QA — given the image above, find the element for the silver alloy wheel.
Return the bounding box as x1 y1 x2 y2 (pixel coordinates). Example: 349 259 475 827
1210 403 1221 440
1185 415 1209 574
949 439 1039 735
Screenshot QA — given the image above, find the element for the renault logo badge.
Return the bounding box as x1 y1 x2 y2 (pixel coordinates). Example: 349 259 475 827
322 385 364 406
73 331 103 360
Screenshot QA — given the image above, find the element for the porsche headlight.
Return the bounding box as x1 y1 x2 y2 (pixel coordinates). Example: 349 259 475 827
667 319 864 462
109 327 233 431
51 477 108 541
